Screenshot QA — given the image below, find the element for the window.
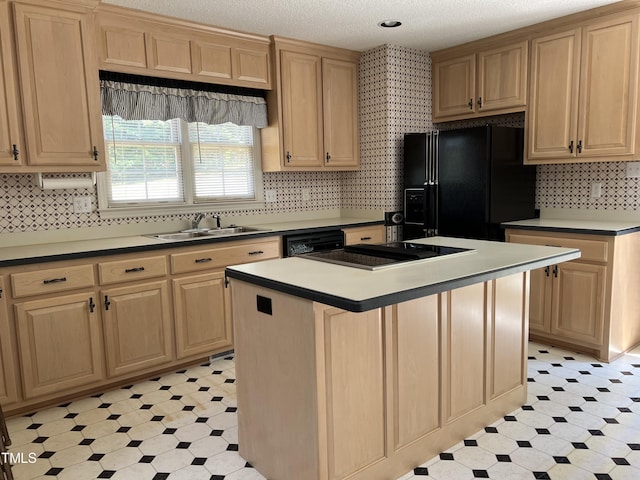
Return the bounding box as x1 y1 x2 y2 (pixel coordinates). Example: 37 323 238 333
98 115 263 216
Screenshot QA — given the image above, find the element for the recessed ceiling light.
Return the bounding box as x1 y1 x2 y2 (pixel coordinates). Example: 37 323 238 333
378 20 402 28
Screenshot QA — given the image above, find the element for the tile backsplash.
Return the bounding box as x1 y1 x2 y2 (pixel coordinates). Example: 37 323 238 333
2 44 639 236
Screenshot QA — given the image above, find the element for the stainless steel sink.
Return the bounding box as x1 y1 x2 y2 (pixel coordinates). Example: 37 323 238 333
148 226 270 241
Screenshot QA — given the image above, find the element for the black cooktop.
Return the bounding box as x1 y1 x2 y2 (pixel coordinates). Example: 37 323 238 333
301 242 474 270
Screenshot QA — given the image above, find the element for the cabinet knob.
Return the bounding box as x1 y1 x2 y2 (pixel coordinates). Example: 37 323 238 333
477 97 483 108
577 140 583 154
92 146 99 161
11 144 19 161
568 140 574 153
89 297 96 313
286 151 292 162
326 152 331 162
467 99 473 109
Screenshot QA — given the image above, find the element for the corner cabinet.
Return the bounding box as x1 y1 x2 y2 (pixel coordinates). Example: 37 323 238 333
261 37 360 171
432 41 527 122
0 277 18 407
526 14 640 163
506 228 640 362
12 1 105 171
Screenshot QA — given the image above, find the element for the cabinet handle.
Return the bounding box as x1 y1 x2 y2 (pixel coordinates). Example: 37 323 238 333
568 140 574 153
544 266 550 277
43 277 67 285
89 297 96 313
92 146 99 161
125 266 145 273
326 152 331 162
11 144 19 161
360 236 372 241
248 250 264 255
0 288 3 299
477 97 483 108
577 140 583 154
104 295 111 310
286 151 292 163
553 265 558 277
195 257 212 263
467 98 473 109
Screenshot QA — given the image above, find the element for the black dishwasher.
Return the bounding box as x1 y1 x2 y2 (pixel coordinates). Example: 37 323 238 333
282 230 345 257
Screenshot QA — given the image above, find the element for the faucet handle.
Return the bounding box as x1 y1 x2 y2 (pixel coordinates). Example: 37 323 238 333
211 214 221 229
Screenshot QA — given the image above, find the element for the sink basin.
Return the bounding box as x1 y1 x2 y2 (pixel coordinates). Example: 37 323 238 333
148 226 270 241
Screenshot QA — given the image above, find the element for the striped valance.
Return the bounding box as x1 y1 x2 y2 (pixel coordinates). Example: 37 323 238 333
100 80 268 128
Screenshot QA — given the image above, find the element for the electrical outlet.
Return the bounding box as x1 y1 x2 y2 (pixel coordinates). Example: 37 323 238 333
73 196 92 213
591 182 602 198
265 190 277 202
626 161 640 178
301 189 311 201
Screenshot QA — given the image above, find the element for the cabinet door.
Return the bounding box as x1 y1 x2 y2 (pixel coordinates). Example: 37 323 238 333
0 278 18 405
280 50 323 167
146 31 192 74
192 38 232 80
433 54 476 119
12 3 105 168
322 58 358 168
234 46 270 86
99 23 147 69
14 293 104 399
528 266 552 334
102 280 173 377
0 2 23 167
527 29 581 161
173 271 232 359
551 262 606 345
578 15 639 157
477 41 527 112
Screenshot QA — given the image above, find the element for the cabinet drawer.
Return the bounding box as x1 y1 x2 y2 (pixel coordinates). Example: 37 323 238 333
171 240 280 274
507 233 609 263
11 264 95 298
98 255 167 285
343 226 386 245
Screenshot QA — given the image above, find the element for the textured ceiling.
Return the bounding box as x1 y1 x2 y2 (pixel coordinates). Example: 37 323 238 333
102 0 622 52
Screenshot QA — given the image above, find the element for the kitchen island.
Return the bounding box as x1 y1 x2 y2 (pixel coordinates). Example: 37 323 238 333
225 237 580 480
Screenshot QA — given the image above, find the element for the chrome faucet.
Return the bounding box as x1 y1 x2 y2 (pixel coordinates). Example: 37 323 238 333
211 214 221 229
191 212 205 229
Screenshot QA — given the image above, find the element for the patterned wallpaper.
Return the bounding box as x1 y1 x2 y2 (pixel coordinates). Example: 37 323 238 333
2 44 640 235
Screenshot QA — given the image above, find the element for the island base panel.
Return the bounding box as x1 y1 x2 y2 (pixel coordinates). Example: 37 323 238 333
230 272 529 480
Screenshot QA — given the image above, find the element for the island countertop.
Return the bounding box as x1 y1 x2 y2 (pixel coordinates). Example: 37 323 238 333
225 236 580 312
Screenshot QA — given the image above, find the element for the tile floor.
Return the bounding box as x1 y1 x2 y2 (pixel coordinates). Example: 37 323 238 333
4 342 640 480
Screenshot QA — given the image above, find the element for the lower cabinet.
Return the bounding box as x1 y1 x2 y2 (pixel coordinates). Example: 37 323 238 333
0 278 18 406
506 228 640 361
13 292 104 399
101 280 173 377
173 271 232 359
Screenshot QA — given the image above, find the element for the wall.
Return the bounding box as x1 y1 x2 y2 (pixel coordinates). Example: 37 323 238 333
2 43 640 237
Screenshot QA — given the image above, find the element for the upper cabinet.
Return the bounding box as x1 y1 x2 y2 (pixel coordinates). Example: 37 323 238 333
526 14 640 163
0 1 24 168
261 37 360 171
432 41 528 122
12 0 105 171
95 6 271 90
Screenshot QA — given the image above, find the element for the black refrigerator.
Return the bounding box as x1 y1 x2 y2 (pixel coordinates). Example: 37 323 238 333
403 125 536 241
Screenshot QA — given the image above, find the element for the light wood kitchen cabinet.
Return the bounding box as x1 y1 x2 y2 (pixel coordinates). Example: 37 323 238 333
261 37 360 171
0 277 18 406
526 14 640 163
342 224 386 245
0 0 24 168
506 228 640 361
172 271 232 359
432 41 527 122
12 1 105 171
101 280 173 378
95 6 271 89
14 292 104 399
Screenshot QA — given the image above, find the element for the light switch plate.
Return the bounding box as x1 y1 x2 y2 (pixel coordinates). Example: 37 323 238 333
265 190 277 202
72 196 92 213
591 182 602 198
626 161 640 178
